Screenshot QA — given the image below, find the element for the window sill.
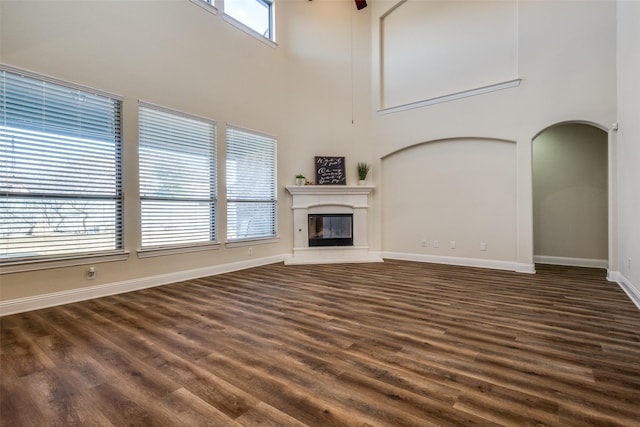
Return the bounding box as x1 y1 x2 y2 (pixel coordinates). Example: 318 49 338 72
137 242 221 259
0 251 130 274
223 14 277 48
225 236 279 248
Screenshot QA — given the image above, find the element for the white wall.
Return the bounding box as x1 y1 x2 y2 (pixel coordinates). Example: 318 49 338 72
371 0 617 272
0 0 282 302
278 0 373 185
382 138 517 268
0 0 372 306
617 0 640 302
381 0 518 108
1 0 637 310
533 124 608 265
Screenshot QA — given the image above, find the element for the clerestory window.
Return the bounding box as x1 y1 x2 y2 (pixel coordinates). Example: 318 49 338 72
195 0 275 43
224 0 273 40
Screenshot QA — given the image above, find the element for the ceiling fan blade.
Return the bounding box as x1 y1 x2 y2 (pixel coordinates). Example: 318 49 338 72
355 0 367 10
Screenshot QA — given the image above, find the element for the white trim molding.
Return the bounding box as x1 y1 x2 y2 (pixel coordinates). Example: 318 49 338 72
383 251 533 273
5 254 633 317
0 254 287 316
378 79 521 115
534 255 608 269
1 252 130 274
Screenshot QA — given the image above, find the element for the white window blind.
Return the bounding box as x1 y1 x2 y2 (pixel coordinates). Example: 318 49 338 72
138 103 217 249
0 68 123 261
226 125 277 241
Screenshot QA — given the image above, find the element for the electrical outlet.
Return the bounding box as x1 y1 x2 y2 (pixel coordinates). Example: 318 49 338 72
87 266 96 280
248 247 253 256
450 240 456 249
480 242 487 251
628 258 632 270
433 240 439 248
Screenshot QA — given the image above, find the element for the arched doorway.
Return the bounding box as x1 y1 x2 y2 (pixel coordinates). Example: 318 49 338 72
532 123 608 268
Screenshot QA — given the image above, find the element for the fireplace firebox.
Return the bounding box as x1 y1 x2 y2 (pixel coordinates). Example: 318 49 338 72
308 214 353 247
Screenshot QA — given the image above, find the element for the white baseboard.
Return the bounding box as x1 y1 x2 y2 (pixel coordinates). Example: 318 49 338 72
382 251 534 273
0 254 287 317
608 270 640 311
534 255 608 269
515 263 537 274
6 252 635 316
384 253 639 311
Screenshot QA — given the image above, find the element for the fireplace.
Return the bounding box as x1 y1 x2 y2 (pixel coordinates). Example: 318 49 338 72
285 185 382 264
308 214 353 247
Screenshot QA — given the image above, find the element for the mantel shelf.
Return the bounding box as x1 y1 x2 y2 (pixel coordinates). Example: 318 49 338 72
286 185 374 196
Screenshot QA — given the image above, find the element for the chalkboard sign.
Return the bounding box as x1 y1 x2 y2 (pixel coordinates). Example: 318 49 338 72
315 156 346 185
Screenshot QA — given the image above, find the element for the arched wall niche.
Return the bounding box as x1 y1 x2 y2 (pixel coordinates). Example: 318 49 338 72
380 137 519 269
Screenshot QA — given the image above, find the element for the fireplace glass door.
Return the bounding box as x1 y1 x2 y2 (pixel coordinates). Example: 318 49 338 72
308 214 353 247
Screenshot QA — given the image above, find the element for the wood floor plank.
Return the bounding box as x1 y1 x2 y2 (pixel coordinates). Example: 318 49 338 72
60 301 260 421
0 369 49 426
234 401 309 427
2 260 640 426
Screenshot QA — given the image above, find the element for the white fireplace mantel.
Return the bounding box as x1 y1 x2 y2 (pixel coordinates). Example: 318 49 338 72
286 185 375 198
285 185 383 265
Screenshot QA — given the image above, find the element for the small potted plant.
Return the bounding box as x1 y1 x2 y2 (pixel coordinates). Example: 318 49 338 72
356 162 370 184
295 174 306 186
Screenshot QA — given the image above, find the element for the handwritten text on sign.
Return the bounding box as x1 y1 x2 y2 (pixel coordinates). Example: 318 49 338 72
315 156 346 185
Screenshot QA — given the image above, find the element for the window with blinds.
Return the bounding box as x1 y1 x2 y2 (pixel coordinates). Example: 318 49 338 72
0 68 123 261
138 103 217 249
226 125 277 242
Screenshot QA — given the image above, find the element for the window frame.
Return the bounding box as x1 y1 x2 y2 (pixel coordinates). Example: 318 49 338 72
223 0 277 46
0 65 126 271
191 0 277 47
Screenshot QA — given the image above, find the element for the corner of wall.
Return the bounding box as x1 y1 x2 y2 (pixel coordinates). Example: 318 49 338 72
608 270 640 311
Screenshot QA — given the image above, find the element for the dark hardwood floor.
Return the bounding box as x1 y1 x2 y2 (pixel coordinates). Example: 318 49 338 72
2 260 640 426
